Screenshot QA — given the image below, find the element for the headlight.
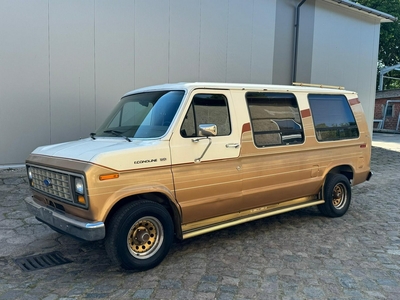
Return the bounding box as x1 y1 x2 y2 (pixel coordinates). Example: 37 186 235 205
75 178 84 194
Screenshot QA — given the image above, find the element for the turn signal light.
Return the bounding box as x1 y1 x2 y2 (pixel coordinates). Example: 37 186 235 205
77 195 86 205
99 173 119 181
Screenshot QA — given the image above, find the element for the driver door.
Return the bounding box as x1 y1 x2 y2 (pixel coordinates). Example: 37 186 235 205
170 90 242 225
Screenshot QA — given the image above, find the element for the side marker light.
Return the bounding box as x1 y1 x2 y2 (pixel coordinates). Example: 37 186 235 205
99 174 119 181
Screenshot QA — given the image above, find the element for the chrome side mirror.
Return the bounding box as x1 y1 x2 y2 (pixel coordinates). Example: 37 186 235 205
198 124 217 137
192 124 218 163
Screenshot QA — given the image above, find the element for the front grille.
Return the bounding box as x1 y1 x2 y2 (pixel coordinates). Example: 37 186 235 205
29 166 73 202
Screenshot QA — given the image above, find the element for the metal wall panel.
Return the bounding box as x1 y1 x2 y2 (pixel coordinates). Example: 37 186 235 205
0 0 50 164
250 0 276 84
273 0 297 85
94 1 135 128
48 1 95 143
296 0 316 84
226 0 253 83
310 1 380 133
199 0 229 82
169 0 201 83
134 0 169 88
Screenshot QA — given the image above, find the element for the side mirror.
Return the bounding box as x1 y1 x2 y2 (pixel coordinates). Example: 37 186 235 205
198 124 217 137
192 124 217 163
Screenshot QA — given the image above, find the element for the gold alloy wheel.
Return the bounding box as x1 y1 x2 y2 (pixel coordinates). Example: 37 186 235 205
332 182 347 209
127 216 164 259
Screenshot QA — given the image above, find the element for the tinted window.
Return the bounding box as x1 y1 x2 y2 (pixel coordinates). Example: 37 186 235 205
246 93 304 147
308 94 359 141
180 94 231 137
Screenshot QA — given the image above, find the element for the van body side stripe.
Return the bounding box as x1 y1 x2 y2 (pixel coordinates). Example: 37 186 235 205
242 123 251 133
349 98 360 106
301 109 311 118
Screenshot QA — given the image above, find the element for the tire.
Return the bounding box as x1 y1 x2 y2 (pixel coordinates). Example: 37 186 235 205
318 174 351 218
105 200 174 271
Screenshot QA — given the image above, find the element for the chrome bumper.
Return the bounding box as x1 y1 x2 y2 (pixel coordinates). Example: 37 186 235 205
25 196 105 241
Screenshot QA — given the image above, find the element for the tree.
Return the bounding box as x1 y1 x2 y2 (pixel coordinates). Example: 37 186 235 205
357 0 400 90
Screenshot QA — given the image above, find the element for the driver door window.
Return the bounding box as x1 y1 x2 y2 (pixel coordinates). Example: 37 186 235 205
180 94 231 137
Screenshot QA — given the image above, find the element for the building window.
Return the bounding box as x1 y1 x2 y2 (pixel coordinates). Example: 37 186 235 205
385 104 393 118
246 92 304 147
308 94 359 141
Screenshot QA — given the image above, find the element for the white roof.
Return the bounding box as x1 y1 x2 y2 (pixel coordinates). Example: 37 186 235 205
124 82 356 97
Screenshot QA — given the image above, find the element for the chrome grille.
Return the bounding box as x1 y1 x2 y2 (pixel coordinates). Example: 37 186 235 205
30 166 73 202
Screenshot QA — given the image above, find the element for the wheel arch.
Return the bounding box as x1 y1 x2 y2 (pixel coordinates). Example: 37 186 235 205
319 165 354 200
325 164 354 183
319 172 352 218
104 192 183 240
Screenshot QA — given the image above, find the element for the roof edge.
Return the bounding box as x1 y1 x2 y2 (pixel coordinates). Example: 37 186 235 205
376 89 400 99
123 82 356 96
325 0 397 23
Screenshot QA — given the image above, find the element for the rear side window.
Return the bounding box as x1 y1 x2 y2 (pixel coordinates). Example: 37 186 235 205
308 94 359 141
246 92 304 147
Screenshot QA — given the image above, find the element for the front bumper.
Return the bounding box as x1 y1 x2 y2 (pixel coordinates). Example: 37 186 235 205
25 196 105 241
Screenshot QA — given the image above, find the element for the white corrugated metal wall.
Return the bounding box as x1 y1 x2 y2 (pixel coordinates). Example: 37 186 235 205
0 0 277 164
307 0 380 133
0 0 384 165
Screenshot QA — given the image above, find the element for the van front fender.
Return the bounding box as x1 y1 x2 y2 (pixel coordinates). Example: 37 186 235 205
95 183 180 226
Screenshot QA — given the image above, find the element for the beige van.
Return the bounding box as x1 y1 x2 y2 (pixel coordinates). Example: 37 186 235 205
25 82 372 270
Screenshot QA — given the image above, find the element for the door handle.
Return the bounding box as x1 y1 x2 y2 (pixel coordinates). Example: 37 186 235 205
225 143 239 149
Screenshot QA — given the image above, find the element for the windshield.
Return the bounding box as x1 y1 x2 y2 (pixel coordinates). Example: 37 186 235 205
95 90 185 138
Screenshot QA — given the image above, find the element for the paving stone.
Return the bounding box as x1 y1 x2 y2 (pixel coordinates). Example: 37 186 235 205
159 279 182 289
200 275 218 283
197 282 218 293
216 293 235 300
3 178 25 185
132 289 154 299
41 295 58 300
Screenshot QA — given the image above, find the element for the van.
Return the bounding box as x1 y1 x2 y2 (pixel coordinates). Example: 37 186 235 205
25 82 372 270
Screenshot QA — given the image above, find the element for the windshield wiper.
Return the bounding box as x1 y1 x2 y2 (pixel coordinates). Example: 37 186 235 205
104 130 132 142
90 132 96 140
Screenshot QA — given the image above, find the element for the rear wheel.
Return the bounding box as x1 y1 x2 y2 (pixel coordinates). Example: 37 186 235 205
105 200 174 270
318 174 351 218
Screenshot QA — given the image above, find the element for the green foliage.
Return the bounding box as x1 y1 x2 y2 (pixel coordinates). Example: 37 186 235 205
357 0 400 89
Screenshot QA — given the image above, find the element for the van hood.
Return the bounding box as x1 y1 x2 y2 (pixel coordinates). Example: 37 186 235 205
31 137 170 170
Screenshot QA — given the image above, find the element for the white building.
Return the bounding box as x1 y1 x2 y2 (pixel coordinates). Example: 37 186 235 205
0 0 395 165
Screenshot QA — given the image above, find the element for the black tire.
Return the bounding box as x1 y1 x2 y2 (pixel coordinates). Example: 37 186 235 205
105 200 174 271
318 174 351 218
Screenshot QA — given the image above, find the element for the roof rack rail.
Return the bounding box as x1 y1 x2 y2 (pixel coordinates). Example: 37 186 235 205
293 82 345 90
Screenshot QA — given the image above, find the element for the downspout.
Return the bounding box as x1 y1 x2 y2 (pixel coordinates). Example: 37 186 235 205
292 0 307 83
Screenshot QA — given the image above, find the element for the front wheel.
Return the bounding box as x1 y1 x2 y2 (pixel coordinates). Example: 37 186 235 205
105 200 174 270
318 174 351 218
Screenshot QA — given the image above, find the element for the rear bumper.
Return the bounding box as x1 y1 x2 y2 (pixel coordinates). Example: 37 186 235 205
25 196 105 241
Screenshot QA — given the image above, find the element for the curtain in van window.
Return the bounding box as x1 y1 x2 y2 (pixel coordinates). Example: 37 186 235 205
246 93 304 147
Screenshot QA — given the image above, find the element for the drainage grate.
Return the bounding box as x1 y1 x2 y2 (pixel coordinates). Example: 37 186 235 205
15 251 72 271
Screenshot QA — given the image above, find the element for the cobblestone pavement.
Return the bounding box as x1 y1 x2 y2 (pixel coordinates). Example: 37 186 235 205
0 133 399 300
